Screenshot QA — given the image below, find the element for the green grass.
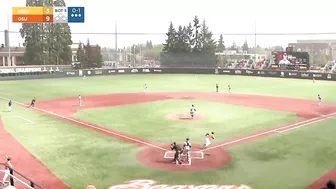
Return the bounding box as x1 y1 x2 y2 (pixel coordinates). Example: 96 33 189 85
0 75 335 189
73 99 299 144
0 75 335 102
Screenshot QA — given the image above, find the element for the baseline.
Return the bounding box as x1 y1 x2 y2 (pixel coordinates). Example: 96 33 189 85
5 116 35 126
0 96 166 151
202 112 336 152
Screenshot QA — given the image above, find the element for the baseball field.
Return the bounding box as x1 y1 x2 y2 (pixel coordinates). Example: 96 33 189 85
0 74 335 189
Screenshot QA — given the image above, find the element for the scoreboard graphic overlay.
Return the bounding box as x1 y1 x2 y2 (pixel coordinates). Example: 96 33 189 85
12 6 85 23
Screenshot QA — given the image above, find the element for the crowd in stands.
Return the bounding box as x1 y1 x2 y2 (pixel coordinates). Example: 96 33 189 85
323 61 336 73
221 58 336 73
224 59 269 70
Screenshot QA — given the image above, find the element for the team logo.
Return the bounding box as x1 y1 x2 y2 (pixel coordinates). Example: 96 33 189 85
108 179 252 189
86 185 96 189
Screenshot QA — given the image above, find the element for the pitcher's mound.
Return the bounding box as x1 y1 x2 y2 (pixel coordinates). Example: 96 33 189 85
165 113 206 121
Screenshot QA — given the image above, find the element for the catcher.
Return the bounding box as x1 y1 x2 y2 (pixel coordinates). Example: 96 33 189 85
170 142 182 165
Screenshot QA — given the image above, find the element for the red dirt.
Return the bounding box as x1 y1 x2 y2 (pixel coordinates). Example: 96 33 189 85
165 113 206 121
306 169 336 189
23 92 336 187
0 116 69 189
136 144 231 172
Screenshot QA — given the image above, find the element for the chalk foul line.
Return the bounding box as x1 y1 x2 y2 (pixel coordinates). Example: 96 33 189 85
1 96 335 154
201 112 336 152
0 96 166 151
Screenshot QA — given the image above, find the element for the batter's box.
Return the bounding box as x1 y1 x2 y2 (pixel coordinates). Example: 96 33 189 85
163 151 204 160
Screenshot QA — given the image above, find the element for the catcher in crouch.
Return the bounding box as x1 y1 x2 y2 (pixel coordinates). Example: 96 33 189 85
202 132 215 149
170 142 182 164
182 138 192 162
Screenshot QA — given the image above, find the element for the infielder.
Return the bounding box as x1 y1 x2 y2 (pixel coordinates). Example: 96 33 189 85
190 105 196 119
1 155 12 186
8 100 12 112
79 95 82 107
202 132 215 149
144 84 147 93
318 94 321 105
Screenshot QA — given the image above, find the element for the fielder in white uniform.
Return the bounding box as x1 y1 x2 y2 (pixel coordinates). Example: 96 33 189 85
79 95 82 107
183 138 192 162
318 94 321 106
203 132 215 149
190 105 196 119
1 156 12 186
144 84 147 93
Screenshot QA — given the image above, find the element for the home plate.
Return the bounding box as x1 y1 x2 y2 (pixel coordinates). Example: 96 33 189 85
322 114 326 117
184 96 188 98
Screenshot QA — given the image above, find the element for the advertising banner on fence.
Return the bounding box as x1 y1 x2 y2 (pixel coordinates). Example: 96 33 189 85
0 67 335 81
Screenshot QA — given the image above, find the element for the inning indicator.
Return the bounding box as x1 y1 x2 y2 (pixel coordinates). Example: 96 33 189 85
53 7 67 23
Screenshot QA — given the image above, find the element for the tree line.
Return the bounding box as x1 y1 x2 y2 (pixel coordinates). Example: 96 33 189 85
19 0 102 68
20 0 72 65
75 39 103 68
162 16 253 53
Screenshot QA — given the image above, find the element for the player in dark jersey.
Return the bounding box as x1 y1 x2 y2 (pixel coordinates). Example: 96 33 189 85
8 100 12 112
29 97 36 108
228 85 231 93
216 83 219 92
170 142 182 164
318 94 321 105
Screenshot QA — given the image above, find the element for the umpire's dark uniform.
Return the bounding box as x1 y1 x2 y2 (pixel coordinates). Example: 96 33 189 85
171 142 182 164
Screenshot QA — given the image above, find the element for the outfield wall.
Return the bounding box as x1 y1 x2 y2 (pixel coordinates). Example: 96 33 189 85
0 67 335 81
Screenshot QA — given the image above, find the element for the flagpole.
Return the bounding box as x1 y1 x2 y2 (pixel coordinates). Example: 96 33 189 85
254 20 257 63
7 13 11 67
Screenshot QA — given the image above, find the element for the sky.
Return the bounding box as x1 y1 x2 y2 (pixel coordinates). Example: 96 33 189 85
1 0 336 49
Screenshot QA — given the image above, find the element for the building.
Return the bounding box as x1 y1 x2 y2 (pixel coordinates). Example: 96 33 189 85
0 44 101 66
288 40 336 58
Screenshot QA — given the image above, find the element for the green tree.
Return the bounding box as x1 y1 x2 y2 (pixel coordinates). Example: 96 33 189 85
200 19 216 53
216 34 225 52
84 39 93 68
76 42 85 67
92 45 103 68
192 16 202 52
145 40 153 49
242 40 249 53
230 41 237 50
185 23 194 52
162 22 177 52
20 0 72 65
174 25 188 52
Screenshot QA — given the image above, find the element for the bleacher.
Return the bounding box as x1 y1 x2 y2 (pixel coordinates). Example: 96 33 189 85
323 61 336 72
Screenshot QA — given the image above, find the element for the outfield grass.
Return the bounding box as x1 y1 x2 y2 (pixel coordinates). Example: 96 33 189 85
73 99 299 144
0 75 335 189
0 75 335 102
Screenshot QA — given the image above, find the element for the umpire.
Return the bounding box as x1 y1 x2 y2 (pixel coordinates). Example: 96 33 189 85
170 142 182 165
